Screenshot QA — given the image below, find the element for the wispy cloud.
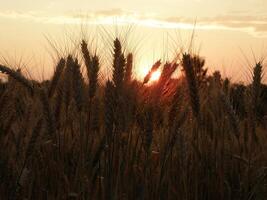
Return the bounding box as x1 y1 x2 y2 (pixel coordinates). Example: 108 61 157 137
0 9 267 37
164 14 267 37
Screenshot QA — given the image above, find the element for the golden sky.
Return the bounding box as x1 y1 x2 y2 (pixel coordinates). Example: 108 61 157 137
0 0 267 82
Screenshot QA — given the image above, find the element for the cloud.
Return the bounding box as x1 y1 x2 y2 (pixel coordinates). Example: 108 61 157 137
163 14 267 37
207 14 267 37
0 9 267 37
70 8 128 18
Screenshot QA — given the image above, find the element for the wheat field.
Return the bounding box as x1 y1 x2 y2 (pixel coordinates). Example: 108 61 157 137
0 38 267 200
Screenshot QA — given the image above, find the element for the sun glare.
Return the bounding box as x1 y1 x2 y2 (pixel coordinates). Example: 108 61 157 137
140 67 150 78
150 70 161 82
139 66 161 82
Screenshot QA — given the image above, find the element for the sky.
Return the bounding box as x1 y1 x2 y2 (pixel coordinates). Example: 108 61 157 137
0 0 267 82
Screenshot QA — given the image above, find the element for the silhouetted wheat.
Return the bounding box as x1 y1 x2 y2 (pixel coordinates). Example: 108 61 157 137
0 37 266 200
48 58 65 98
125 53 133 84
0 65 34 94
143 60 161 84
89 55 99 100
112 38 126 90
182 53 200 119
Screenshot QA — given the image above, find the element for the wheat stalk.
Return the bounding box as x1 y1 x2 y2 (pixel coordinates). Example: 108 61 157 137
48 58 65 98
182 53 200 119
143 60 161 84
89 55 99 100
125 53 133 84
0 65 34 94
112 38 126 90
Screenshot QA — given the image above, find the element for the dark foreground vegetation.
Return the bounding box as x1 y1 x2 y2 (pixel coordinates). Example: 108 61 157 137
0 38 267 199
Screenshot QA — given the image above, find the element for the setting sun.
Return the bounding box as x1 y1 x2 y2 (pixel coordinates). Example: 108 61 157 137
139 67 150 79
150 70 161 82
138 66 161 82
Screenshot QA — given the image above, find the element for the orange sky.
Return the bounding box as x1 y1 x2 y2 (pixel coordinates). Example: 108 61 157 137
0 0 267 82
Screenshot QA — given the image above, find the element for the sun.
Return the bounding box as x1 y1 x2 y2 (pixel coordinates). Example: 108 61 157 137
138 66 161 82
150 70 161 82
